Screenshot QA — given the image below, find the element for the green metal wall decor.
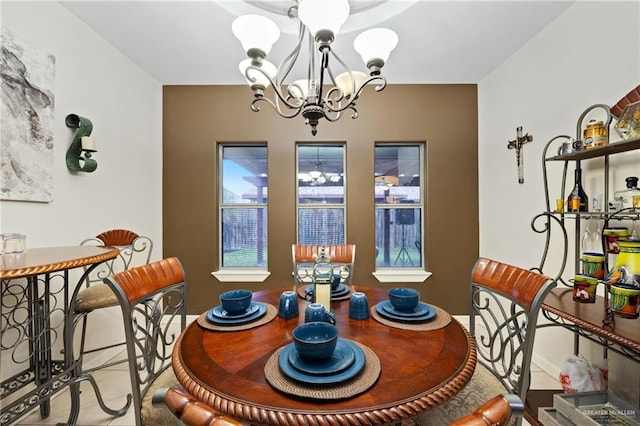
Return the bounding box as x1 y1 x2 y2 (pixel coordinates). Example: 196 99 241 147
65 113 97 172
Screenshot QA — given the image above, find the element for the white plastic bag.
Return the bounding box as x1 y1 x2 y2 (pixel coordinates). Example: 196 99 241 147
559 354 607 393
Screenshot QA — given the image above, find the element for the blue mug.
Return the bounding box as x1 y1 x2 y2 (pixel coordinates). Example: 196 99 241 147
349 292 370 320
278 290 299 319
331 273 342 290
304 303 335 324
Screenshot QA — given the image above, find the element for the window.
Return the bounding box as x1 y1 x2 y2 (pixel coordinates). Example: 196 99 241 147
374 144 424 268
219 145 267 268
297 144 345 245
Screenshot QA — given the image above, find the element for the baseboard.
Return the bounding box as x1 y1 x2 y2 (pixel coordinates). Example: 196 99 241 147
531 351 561 379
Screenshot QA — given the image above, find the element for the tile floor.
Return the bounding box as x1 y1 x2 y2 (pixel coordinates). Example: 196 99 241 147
14 316 562 426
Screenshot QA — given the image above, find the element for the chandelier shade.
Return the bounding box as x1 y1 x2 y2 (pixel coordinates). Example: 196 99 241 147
354 28 399 67
298 0 351 38
335 71 368 99
232 14 280 55
232 0 399 136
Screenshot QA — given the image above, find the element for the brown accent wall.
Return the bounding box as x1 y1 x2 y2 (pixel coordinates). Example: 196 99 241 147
163 84 478 315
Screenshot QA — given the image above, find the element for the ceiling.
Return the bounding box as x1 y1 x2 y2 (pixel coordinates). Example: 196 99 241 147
60 0 574 86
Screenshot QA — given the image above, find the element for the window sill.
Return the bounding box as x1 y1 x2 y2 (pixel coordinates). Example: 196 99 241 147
372 269 432 283
211 269 271 282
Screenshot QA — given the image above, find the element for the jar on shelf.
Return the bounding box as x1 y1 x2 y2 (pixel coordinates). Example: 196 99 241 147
606 239 640 287
583 119 608 149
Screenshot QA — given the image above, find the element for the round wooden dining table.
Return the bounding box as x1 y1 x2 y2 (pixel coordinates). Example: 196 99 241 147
172 286 476 426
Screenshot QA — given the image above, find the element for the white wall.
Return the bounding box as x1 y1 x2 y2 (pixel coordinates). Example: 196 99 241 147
479 0 640 404
1 1 162 369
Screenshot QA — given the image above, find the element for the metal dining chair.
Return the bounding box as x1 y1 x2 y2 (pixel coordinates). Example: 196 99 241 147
156 388 522 426
74 230 153 365
69 229 153 416
100 257 189 425
414 257 557 426
292 244 356 285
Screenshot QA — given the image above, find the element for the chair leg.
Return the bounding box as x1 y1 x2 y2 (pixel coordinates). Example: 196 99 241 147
75 373 133 416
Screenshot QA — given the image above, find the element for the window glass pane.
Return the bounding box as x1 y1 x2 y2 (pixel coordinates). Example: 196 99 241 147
298 208 345 245
297 145 344 204
222 146 268 204
221 208 267 267
375 208 422 267
374 145 421 205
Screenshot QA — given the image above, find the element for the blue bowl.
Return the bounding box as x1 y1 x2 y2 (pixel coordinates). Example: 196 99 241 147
388 287 420 311
219 289 252 314
292 322 339 360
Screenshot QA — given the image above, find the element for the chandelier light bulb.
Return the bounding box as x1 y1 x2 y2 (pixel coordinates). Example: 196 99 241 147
239 59 277 88
354 28 399 70
298 0 350 39
232 14 280 56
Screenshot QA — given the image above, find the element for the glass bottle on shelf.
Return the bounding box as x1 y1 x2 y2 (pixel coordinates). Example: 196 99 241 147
613 176 640 210
567 167 588 212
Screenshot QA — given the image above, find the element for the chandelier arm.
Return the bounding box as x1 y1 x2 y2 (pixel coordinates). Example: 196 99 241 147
322 75 386 114
328 49 389 95
275 19 305 87
243 65 303 111
251 96 303 119
327 49 350 82
324 104 359 122
323 109 343 122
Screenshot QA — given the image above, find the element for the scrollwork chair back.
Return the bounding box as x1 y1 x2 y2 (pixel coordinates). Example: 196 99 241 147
104 257 187 426
414 257 556 426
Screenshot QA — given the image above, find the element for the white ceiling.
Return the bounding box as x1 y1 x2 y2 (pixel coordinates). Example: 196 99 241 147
60 0 574 86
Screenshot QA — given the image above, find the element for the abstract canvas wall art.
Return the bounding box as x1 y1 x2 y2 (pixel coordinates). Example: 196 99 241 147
1 29 56 202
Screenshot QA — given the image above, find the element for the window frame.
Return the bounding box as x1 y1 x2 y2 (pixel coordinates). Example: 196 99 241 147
372 142 431 283
295 142 347 245
212 143 271 282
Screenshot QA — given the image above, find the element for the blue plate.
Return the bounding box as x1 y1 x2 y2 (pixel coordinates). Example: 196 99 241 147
278 339 365 385
375 302 436 322
287 339 356 376
207 302 267 325
380 300 432 318
305 284 350 298
210 302 261 319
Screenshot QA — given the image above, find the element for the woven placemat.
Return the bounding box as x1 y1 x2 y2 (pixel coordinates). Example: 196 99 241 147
296 285 354 302
197 303 277 332
264 341 380 400
370 304 452 331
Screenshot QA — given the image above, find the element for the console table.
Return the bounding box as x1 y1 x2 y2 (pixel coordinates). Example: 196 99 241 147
0 246 120 425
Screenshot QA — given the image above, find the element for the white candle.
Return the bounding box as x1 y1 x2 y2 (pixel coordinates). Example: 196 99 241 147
314 281 332 312
81 136 96 151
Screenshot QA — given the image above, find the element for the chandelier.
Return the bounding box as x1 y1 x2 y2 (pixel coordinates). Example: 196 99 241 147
232 0 399 136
